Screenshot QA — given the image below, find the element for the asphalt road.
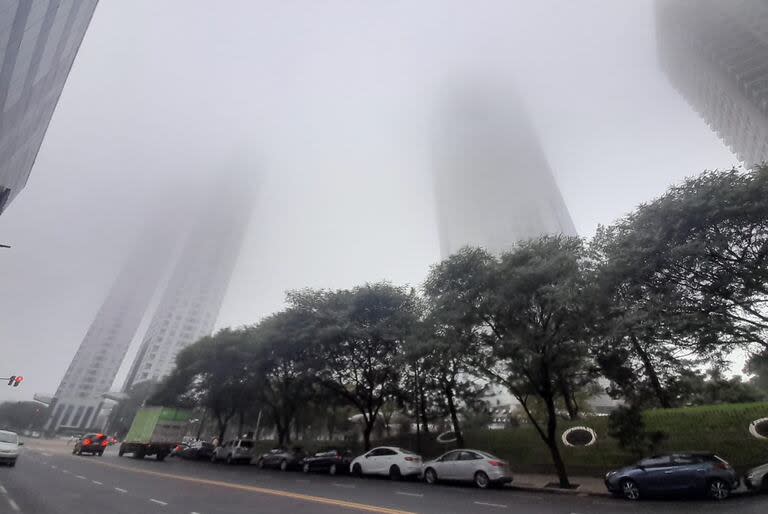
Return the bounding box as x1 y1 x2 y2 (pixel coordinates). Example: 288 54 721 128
0 441 766 514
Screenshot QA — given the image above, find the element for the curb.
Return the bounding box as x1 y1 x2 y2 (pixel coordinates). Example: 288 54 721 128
508 483 610 498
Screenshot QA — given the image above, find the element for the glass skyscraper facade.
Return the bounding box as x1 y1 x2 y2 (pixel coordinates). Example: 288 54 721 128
0 0 97 214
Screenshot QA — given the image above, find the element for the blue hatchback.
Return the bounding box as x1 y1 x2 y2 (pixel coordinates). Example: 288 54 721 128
605 453 739 501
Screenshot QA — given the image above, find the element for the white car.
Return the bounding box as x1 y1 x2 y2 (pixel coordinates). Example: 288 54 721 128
211 438 255 464
350 446 422 480
0 430 22 467
421 449 512 488
745 461 768 492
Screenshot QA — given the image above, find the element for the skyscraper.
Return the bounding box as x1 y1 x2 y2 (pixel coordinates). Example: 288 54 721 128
46 222 179 432
0 0 97 214
656 0 768 168
433 83 577 258
123 178 253 389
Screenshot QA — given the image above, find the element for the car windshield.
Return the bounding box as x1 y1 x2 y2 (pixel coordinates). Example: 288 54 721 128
0 432 17 444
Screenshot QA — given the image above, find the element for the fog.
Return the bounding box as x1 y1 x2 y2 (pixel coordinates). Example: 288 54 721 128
0 0 738 402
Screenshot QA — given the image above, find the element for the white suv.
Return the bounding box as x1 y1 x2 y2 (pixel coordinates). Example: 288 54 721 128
211 439 255 465
0 430 22 467
350 446 422 480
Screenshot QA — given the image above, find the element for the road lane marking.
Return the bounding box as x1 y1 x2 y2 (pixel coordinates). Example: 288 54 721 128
115 487 128 493
76 475 86 480
295 479 310 483
150 499 168 506
0 485 6 494
62 469 70 473
51 465 57 469
474 501 507 509
395 492 423 498
81 459 416 514
332 482 356 488
7 497 20 512
41 452 51 457
92 480 103 485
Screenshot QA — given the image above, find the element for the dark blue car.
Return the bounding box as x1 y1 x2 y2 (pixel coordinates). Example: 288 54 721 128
605 453 739 501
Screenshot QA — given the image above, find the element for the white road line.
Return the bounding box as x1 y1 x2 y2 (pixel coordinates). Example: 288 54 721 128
474 501 508 509
51 465 57 469
150 498 168 506
41 452 51 457
0 485 7 494
76 475 86 480
294 479 310 483
331 482 356 488
92 480 102 485
191 512 202 514
395 491 423 497
7 497 20 512
62 469 70 474
115 487 128 493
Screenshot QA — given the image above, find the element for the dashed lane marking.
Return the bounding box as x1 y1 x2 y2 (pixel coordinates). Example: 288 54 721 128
0 485 6 494
61 470 70 474
332 482 356 488
7 497 20 512
474 501 507 509
92 480 102 485
295 479 310 483
150 499 168 506
50 465 57 469
79 459 415 514
395 492 423 498
76 475 86 480
115 487 128 493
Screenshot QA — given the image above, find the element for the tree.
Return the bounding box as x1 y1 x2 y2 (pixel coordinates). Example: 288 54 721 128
297 283 420 450
608 405 667 458
248 309 316 446
477 236 594 488
746 351 768 393
0 401 49 432
105 380 159 438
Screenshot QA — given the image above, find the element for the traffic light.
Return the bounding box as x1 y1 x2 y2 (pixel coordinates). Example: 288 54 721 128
7 375 15 386
6 376 23 387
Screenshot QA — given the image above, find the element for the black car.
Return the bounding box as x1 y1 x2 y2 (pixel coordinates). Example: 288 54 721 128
605 453 739 501
257 447 306 471
180 441 215 460
72 433 108 456
301 448 353 475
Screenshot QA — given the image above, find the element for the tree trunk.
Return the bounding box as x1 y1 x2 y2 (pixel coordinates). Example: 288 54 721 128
362 420 374 451
419 391 430 433
276 423 287 447
237 411 245 437
630 335 672 408
544 394 570 488
217 419 228 442
559 378 579 420
445 387 464 448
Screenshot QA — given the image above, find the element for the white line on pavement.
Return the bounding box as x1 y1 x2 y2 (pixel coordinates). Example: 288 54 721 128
294 479 310 483
0 485 7 494
41 452 51 457
7 497 20 512
150 498 168 506
61 470 70 474
76 475 86 480
474 501 508 509
92 481 102 485
331 482 356 488
395 491 423 497
50 465 57 469
115 487 128 493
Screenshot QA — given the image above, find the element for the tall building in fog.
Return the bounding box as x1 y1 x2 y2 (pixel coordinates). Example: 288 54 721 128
46 223 179 432
656 0 768 168
123 180 253 390
433 84 576 258
0 0 97 215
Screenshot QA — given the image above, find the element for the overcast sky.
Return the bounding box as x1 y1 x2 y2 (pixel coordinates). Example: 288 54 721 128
0 0 739 403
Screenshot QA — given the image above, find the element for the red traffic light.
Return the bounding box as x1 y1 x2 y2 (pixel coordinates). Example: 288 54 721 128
14 376 23 387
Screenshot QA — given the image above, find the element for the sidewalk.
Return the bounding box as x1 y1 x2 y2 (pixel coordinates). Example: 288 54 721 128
510 472 609 496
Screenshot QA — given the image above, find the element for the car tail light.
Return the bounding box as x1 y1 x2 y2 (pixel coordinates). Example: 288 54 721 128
488 460 506 467
102 440 109 447
83 438 92 446
404 456 420 462
715 462 732 470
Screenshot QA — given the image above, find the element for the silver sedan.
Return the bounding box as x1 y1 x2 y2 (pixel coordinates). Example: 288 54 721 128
422 449 513 488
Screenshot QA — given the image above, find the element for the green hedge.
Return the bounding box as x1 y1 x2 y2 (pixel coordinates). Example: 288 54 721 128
253 402 768 477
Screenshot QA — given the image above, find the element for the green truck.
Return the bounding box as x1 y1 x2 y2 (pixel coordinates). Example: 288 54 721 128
118 407 191 461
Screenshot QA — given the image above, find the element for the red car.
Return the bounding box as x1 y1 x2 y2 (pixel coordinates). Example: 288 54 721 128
72 433 109 456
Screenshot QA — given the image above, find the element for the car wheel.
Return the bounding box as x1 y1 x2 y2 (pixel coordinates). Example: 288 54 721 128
257 458 264 469
157 453 166 462
280 459 288 471
424 468 438 485
118 448 124 457
9 460 16 468
99 451 104 457
708 479 730 501
210 453 217 463
474 471 490 489
389 465 402 481
352 463 362 477
762 475 768 492
620 479 640 501
303 462 310 473
72 447 77 455
329 463 338 476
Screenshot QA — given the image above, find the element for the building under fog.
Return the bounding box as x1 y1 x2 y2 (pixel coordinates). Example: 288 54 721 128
0 0 97 215
45 223 180 432
122 180 253 390
433 84 577 259
656 0 768 168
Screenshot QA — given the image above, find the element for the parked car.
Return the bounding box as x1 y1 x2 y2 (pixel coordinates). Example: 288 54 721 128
605 453 739 501
422 449 512 488
211 438 255 464
73 433 109 456
350 446 422 480
744 461 768 492
180 441 216 461
0 430 22 467
301 448 353 475
170 443 189 457
257 447 306 471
